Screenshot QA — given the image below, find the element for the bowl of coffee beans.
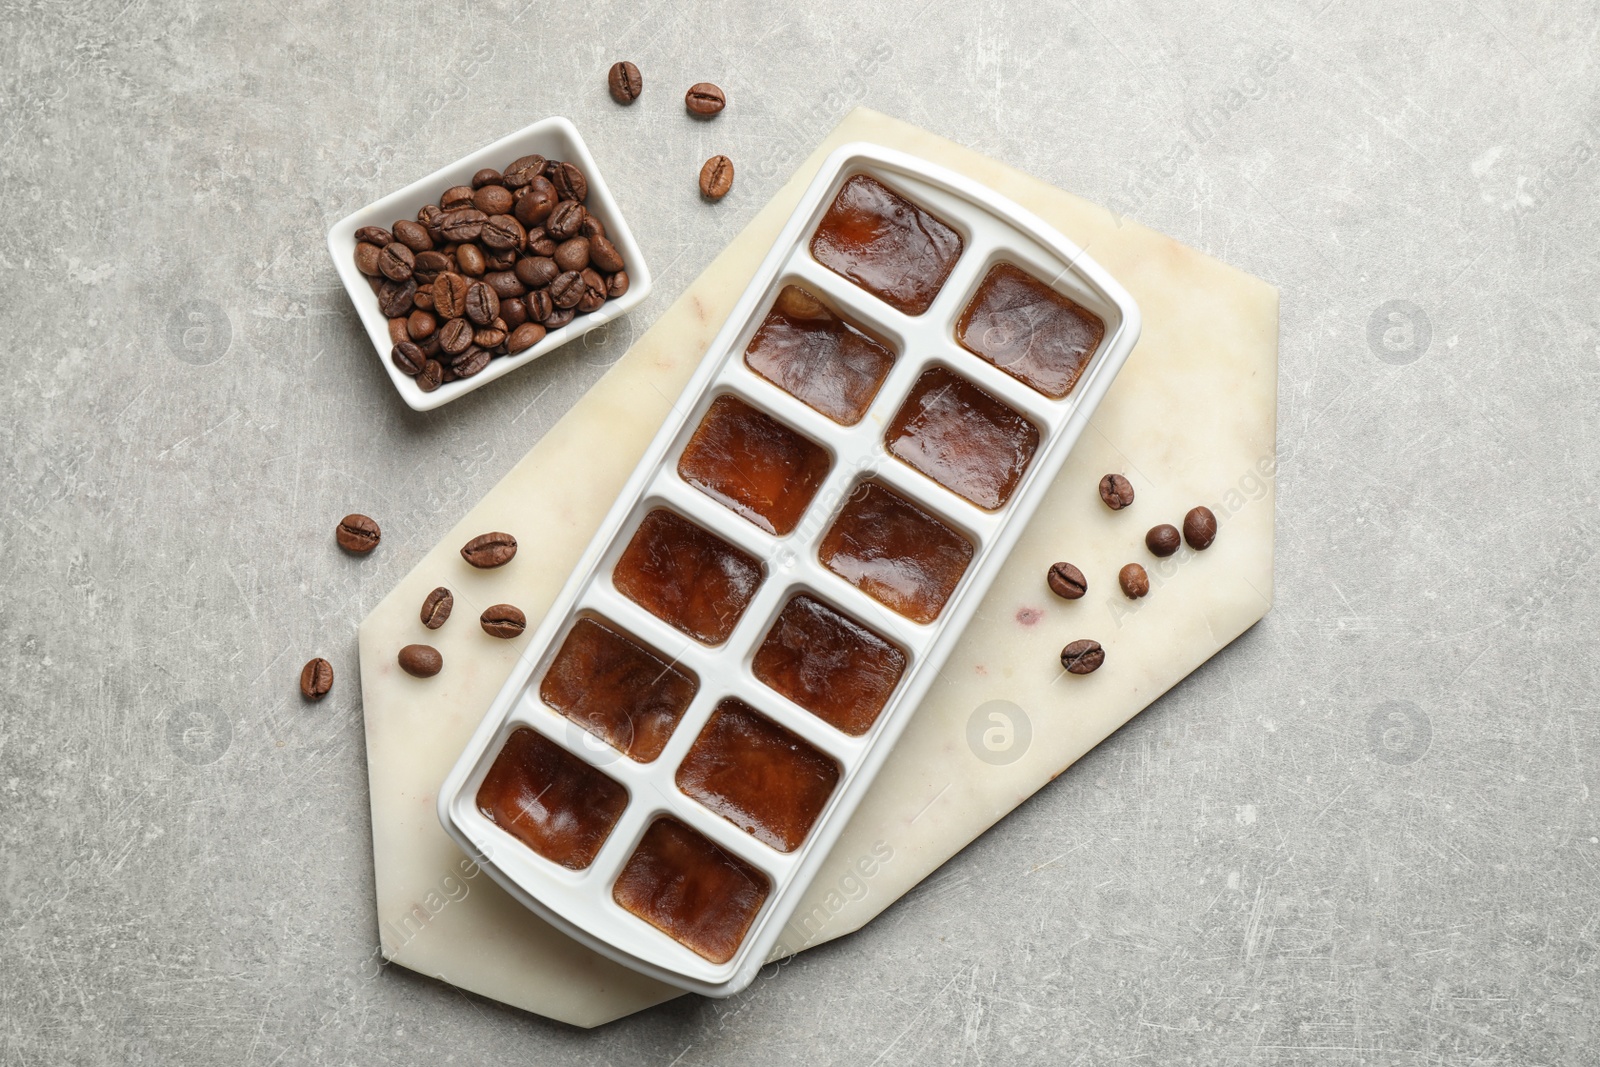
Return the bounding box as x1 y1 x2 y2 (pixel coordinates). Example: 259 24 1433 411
327 116 652 410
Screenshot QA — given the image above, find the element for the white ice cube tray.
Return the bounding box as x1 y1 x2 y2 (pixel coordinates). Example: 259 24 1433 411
437 142 1141 997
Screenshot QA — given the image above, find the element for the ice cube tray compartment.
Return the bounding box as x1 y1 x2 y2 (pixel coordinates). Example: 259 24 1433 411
438 143 1141 996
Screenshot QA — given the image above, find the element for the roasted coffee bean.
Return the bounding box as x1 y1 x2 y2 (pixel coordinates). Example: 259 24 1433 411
472 168 502 188
1098 473 1135 510
418 359 443 391
354 241 382 275
548 161 588 202
439 207 487 242
377 241 415 281
398 643 443 678
405 309 436 341
502 154 546 189
545 306 575 330
474 324 507 348
549 270 585 308
365 273 385 295
480 603 527 638
354 225 393 247
516 256 559 289
417 203 445 241
461 531 517 568
421 586 453 629
337 513 381 553
391 340 425 376
452 346 491 377
1119 563 1149 599
500 297 528 330
608 60 643 103
606 270 630 299
433 273 471 318
526 289 554 323
440 185 476 210
392 219 433 252
388 317 410 344
484 246 516 272
484 270 525 300
545 200 584 240
1146 524 1181 557
474 185 514 216
300 657 334 700
377 279 416 317
481 214 525 251
685 81 726 115
507 322 546 353
555 236 590 272
417 331 442 358
464 281 500 325
699 154 734 199
413 250 452 283
577 268 607 313
589 234 624 273
1047 561 1087 599
1060 639 1105 675
439 317 474 355
1183 506 1218 550
455 242 486 276
413 289 435 312
439 364 457 384
529 234 557 258
514 177 558 226
580 213 606 239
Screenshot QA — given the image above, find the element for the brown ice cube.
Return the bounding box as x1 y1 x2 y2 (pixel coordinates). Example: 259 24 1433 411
677 394 832 535
752 594 906 736
818 481 974 624
810 174 963 316
675 698 840 853
885 365 1040 510
539 616 697 763
613 816 770 964
476 727 628 870
957 262 1105 399
613 508 764 645
744 285 896 425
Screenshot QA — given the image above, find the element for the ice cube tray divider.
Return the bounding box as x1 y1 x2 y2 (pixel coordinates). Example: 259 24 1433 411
438 142 1141 997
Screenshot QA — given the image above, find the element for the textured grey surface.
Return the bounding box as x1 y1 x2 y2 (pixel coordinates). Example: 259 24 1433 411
3 0 1597 1062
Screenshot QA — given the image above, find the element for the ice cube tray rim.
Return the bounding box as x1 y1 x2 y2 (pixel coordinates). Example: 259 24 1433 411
437 142 1142 996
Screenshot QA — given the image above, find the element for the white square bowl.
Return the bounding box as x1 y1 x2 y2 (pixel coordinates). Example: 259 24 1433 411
326 116 652 411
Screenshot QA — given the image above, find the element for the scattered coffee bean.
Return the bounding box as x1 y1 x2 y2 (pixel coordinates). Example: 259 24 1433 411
1060 639 1105 675
480 603 527 638
398 644 443 678
391 341 425 376
461 531 518 568
1047 561 1087 600
699 154 734 200
1146 524 1181 557
507 322 546 353
420 586 454 629
300 657 334 700
1099 473 1135 510
608 60 642 103
1119 563 1149 599
336 513 381 553
685 81 726 115
1183 506 1218 550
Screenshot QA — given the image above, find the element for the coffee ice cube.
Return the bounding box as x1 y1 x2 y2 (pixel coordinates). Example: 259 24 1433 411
677 394 831 535
753 594 906 736
539 616 697 763
957 262 1105 399
885 365 1039 510
476 727 628 870
613 816 770 964
810 174 963 316
818 481 974 624
613 508 764 645
744 285 896 425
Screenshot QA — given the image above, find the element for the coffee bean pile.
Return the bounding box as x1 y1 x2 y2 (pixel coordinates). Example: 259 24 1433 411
1044 478 1223 675
353 155 630 392
299 517 529 699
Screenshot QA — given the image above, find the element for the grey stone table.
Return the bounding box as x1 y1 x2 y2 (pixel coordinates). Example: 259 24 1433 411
3 1 1595 1063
